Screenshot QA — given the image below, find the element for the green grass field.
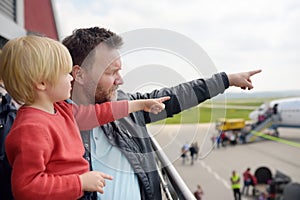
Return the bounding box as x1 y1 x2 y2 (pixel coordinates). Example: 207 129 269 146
152 99 266 124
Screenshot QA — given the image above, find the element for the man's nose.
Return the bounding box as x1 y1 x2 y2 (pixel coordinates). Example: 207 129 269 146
115 75 124 85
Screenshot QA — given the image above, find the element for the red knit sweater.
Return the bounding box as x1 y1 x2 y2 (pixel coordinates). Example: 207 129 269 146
5 100 128 200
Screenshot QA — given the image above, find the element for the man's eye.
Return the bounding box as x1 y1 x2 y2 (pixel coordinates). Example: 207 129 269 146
105 70 119 75
105 71 113 75
111 71 118 75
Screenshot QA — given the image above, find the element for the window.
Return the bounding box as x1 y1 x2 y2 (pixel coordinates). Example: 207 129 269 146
0 0 16 22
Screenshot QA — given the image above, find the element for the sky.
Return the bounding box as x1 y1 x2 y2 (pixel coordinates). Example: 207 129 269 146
52 0 300 93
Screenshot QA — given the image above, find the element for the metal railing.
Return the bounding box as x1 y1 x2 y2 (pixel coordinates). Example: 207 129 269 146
151 136 196 200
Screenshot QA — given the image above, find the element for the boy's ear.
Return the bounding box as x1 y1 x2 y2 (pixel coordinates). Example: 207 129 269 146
35 81 47 91
72 65 84 84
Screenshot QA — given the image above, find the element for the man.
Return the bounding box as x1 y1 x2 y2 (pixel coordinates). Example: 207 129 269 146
193 184 204 200
242 167 257 196
63 27 261 200
181 142 190 165
231 170 241 200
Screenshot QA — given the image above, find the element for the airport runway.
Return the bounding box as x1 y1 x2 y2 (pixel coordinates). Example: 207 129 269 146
149 124 300 200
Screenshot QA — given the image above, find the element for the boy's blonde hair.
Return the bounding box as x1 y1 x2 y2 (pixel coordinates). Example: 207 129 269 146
0 35 72 104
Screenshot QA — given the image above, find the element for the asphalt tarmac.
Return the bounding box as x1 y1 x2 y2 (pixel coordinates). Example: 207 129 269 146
149 124 300 200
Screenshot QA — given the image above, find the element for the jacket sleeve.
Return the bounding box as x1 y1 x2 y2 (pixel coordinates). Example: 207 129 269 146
123 72 229 123
70 100 129 131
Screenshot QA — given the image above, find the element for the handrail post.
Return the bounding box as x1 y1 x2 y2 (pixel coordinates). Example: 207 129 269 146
150 134 196 200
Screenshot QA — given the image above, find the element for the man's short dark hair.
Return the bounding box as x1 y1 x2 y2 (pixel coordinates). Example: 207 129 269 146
62 27 123 66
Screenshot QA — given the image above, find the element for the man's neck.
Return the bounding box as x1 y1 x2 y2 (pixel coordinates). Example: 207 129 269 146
71 84 92 105
71 93 91 105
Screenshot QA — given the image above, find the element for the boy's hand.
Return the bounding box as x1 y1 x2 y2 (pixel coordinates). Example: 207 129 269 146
144 96 170 114
79 171 113 194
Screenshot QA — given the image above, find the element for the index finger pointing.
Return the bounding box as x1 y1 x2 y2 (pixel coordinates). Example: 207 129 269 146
158 96 171 103
248 69 262 76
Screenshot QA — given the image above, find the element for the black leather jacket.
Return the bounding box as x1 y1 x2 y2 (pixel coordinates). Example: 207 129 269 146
82 72 229 200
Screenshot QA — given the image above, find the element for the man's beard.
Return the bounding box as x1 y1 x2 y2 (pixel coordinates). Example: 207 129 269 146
94 85 118 104
82 76 119 104
84 82 118 104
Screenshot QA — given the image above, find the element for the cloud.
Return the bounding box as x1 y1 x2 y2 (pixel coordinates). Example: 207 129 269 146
53 0 300 92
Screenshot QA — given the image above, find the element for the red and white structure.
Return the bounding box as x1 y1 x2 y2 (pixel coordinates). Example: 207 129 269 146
0 0 58 48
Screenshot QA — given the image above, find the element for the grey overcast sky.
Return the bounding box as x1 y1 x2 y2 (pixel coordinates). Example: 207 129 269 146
52 0 300 93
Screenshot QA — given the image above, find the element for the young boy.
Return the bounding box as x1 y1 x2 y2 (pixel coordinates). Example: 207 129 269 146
0 35 169 200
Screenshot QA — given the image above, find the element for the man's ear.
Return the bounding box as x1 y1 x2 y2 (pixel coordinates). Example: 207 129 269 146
72 65 85 84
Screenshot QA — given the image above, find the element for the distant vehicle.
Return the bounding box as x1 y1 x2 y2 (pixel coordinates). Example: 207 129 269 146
215 118 247 145
215 118 245 132
249 97 300 135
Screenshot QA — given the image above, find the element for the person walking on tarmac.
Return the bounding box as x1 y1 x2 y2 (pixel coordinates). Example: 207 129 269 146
193 184 204 200
230 170 241 200
242 167 257 196
189 143 197 165
181 142 190 164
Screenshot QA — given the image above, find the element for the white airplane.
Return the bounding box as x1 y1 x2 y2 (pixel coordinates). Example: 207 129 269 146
249 97 300 134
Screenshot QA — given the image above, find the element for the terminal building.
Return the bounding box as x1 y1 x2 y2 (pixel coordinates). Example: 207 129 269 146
0 0 58 48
